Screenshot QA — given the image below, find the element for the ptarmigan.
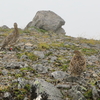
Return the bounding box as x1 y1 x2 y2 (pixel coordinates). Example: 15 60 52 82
1 23 19 50
69 50 86 76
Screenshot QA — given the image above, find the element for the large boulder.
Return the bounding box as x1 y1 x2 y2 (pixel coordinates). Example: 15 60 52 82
25 10 66 34
30 78 63 100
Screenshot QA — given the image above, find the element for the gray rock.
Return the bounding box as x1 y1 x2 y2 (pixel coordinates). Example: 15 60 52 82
65 98 69 100
95 44 100 49
3 92 11 99
68 85 86 100
5 62 28 69
50 56 57 62
24 46 34 51
96 80 100 88
1 25 9 29
24 97 28 100
97 89 100 95
81 43 90 48
51 71 67 81
18 77 28 89
32 64 48 73
87 55 99 63
20 55 28 60
34 51 45 59
92 86 99 100
32 78 63 100
2 69 8 75
55 27 66 34
25 10 66 34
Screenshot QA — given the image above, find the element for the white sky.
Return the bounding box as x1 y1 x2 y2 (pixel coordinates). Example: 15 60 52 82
0 0 100 40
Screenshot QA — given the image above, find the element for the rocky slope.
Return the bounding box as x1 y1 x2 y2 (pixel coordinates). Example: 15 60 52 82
0 27 100 100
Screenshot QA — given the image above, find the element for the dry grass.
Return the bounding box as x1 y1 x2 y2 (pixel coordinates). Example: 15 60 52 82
78 38 100 45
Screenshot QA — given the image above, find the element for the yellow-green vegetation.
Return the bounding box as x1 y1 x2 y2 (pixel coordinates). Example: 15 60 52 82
34 26 47 33
54 56 70 71
17 52 38 61
0 32 9 37
13 88 28 100
24 84 31 91
0 27 9 32
78 38 100 45
60 64 69 71
84 90 92 100
23 29 30 33
18 29 24 34
45 51 53 56
38 42 50 50
20 67 36 73
46 79 59 84
50 42 64 48
0 71 2 75
89 79 97 86
64 44 80 50
0 28 14 37
15 73 23 78
87 65 95 68
60 60 70 71
0 83 31 99
0 85 9 92
82 48 99 56
38 42 66 50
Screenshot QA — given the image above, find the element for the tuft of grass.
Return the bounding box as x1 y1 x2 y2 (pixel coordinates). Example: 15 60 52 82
17 52 38 61
23 29 30 33
78 38 100 45
13 88 27 100
82 48 99 56
0 27 9 32
64 44 80 50
0 85 9 92
50 42 64 48
45 51 53 56
38 42 50 50
60 64 69 71
84 90 92 100
87 65 95 68
24 84 31 92
34 26 47 33
20 67 36 73
15 73 23 78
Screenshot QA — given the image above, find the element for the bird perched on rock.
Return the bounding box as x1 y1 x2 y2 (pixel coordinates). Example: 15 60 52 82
69 50 86 76
1 23 19 50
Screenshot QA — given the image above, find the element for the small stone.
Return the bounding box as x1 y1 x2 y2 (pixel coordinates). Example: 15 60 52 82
34 51 45 59
32 64 48 73
51 71 67 81
3 92 11 98
2 69 8 75
92 86 99 100
50 56 57 62
96 80 100 88
25 43 33 46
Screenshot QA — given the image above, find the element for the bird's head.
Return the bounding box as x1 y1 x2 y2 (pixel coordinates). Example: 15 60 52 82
73 50 81 55
14 23 18 28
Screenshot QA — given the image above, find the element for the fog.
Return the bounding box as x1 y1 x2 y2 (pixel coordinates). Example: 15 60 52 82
0 0 100 40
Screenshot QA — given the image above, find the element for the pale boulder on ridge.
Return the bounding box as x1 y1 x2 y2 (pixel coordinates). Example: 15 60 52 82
25 10 66 34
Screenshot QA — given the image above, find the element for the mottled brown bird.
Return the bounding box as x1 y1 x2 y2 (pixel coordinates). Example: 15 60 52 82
69 50 86 76
1 23 19 50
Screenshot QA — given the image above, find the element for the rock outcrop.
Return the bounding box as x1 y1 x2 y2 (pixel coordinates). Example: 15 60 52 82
25 10 66 34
